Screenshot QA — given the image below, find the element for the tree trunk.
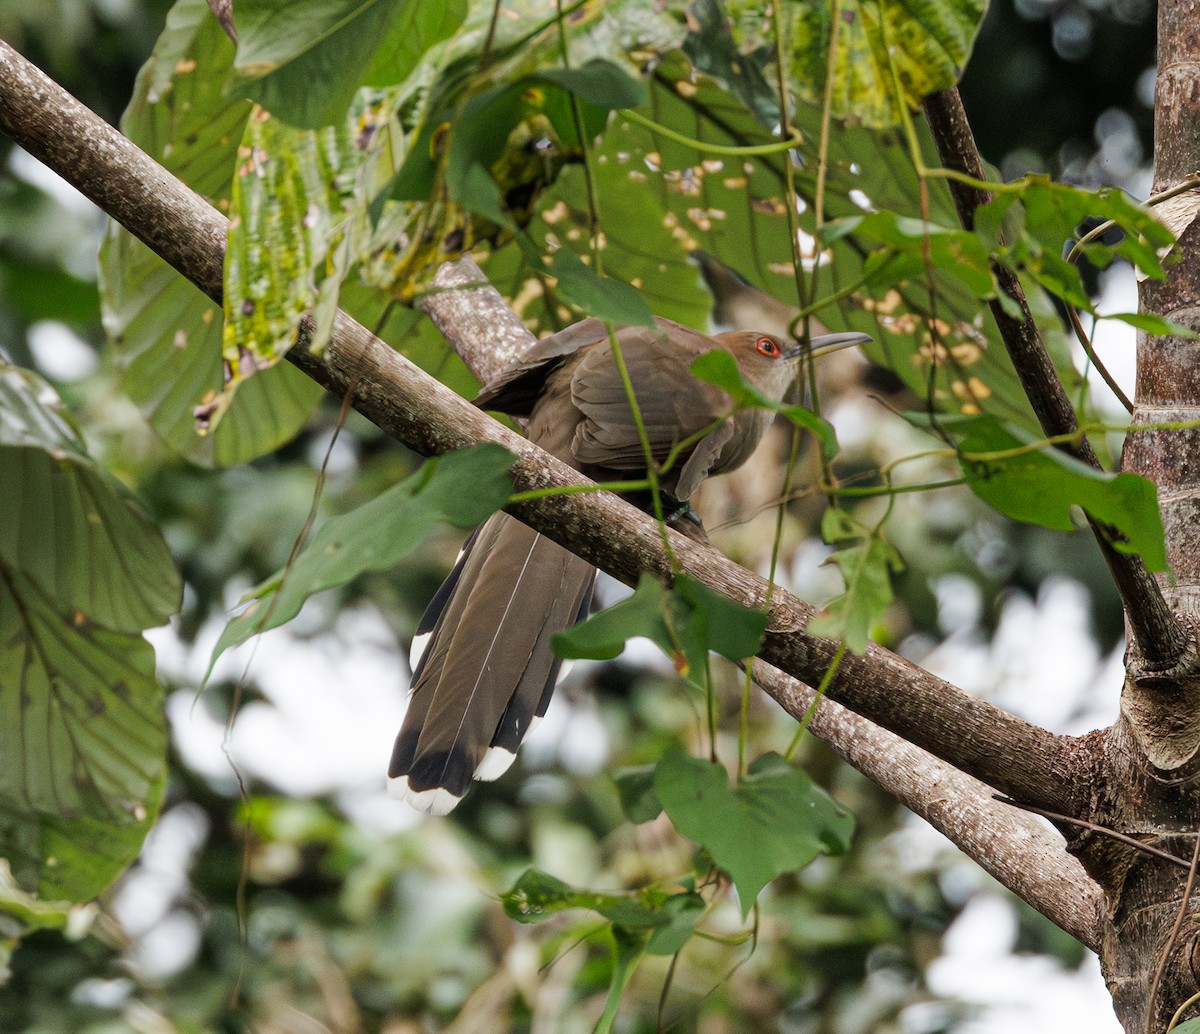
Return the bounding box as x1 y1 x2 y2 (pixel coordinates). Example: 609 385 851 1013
1087 1 1200 1029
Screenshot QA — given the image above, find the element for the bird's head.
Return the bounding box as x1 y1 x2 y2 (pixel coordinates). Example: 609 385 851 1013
716 329 872 404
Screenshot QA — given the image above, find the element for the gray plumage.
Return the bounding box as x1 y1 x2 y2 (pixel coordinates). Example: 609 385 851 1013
388 316 869 814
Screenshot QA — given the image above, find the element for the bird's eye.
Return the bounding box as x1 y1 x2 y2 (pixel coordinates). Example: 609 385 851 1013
756 336 781 358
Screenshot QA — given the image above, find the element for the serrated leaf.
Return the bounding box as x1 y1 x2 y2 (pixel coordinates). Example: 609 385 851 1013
0 573 166 901
784 0 987 127
99 0 322 466
232 0 467 129
808 509 903 653
210 445 514 668
689 349 839 459
554 573 766 681
655 748 854 917
942 414 1168 572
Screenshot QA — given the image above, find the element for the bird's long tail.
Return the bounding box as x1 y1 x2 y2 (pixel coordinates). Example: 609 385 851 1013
388 513 595 814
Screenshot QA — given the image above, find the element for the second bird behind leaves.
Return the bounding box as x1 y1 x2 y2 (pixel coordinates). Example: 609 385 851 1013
388 316 870 815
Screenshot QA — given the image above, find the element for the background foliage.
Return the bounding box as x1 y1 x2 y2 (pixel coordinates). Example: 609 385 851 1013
0 0 1162 1029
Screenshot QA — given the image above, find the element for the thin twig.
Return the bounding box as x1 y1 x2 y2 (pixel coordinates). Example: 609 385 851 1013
995 797 1194 871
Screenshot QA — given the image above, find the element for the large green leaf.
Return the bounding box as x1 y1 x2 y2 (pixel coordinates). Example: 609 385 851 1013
549 49 1080 433
99 0 322 466
655 747 854 917
231 0 468 129
941 414 1168 571
0 366 180 631
0 367 171 902
0 572 166 901
209 444 515 667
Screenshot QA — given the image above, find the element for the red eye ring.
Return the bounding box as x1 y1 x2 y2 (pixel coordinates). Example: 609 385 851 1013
755 336 781 357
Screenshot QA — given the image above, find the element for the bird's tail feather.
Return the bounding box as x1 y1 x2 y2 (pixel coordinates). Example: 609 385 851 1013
389 513 595 814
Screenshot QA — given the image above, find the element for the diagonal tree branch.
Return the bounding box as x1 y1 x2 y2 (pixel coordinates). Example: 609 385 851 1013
0 39 1089 865
922 88 1190 678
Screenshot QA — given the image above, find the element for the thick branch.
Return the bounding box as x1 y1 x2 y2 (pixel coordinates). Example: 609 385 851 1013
0 41 1076 819
922 88 1188 676
752 662 1103 950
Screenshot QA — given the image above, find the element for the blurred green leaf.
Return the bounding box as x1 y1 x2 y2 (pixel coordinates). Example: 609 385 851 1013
655 748 854 917
1107 312 1196 337
0 366 180 630
597 925 648 1033
612 764 663 824
232 0 467 129
210 444 515 667
502 868 704 956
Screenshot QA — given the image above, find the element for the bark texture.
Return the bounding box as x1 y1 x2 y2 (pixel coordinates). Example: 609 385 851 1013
1085 1 1200 1029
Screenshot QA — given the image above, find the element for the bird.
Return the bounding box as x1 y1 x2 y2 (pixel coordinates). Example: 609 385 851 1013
388 316 871 814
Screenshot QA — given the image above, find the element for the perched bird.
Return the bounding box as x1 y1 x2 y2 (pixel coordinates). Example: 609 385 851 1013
388 316 870 814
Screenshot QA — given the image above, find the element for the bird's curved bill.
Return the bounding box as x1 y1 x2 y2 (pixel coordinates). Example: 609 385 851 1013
783 331 873 361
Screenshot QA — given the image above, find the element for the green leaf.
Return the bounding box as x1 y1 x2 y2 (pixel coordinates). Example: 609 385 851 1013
0 367 181 631
501 868 704 956
597 926 648 1034
981 179 1177 306
612 765 663 824
210 445 515 668
100 0 322 466
0 573 166 902
942 414 1168 572
232 0 467 129
0 864 88 965
549 247 656 327
554 573 767 683
1172 1020 1200 1034
1107 312 1197 338
213 108 362 428
655 748 854 917
808 509 904 653
831 210 997 300
784 0 987 127
586 50 1067 435
689 349 839 460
